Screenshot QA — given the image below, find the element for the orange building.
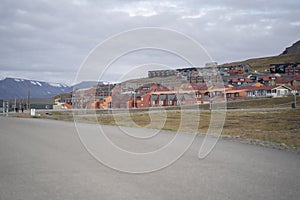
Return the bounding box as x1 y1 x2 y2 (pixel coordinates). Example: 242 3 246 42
103 96 112 109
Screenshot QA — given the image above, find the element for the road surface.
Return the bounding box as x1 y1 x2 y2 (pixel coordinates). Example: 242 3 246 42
0 117 299 200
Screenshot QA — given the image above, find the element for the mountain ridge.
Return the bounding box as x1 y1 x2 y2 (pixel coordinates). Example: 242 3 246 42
0 78 71 100
220 40 300 71
220 52 300 72
0 78 102 100
282 40 300 55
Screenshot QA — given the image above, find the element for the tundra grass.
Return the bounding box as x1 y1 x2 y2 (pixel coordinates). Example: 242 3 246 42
7 97 300 148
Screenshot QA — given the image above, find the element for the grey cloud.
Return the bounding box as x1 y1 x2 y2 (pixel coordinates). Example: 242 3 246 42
0 0 299 84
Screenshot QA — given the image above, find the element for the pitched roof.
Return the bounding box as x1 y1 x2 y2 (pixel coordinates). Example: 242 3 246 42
229 86 276 91
275 77 290 84
272 85 292 90
261 76 270 81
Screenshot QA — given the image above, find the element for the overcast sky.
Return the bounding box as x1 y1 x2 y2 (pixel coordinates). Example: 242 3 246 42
0 0 299 85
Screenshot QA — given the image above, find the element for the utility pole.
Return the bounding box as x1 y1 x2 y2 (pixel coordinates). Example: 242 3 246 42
133 92 136 108
292 90 297 109
27 84 30 110
14 98 17 112
108 82 111 109
4 101 9 115
295 93 297 108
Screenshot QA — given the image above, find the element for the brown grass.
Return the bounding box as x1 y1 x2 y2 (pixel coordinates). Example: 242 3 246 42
221 52 300 72
98 108 300 147
7 97 300 147
222 109 300 147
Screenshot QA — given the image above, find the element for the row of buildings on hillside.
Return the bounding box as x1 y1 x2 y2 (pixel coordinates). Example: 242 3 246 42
2 63 299 112
53 63 300 110
148 62 300 80
270 62 300 75
148 64 252 80
55 83 300 110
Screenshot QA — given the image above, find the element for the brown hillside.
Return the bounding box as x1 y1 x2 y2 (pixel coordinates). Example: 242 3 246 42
220 52 300 72
122 52 300 86
282 40 300 55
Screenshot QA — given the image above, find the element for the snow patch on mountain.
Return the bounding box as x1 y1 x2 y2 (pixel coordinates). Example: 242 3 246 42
48 82 67 87
30 81 37 85
0 78 73 99
0 77 103 100
30 81 42 86
36 81 42 86
14 78 24 82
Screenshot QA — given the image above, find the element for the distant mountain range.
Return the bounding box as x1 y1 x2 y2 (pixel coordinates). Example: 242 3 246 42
0 78 102 100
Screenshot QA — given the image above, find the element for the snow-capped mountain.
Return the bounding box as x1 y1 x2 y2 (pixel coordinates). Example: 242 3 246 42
0 78 105 100
0 78 72 100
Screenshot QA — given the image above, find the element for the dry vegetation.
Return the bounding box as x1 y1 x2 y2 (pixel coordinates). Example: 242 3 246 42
222 109 300 147
96 108 300 148
221 52 300 72
7 97 300 148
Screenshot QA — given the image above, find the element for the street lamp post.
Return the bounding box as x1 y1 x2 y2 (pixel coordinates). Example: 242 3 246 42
133 92 136 108
294 92 297 108
2 101 5 114
27 84 30 110
292 90 297 109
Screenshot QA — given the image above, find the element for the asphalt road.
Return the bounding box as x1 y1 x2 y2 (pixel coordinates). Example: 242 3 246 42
0 117 299 200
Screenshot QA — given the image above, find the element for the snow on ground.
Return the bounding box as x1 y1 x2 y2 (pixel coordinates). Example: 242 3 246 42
36 81 42 86
60 83 68 87
49 82 68 88
14 78 24 82
49 83 62 87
